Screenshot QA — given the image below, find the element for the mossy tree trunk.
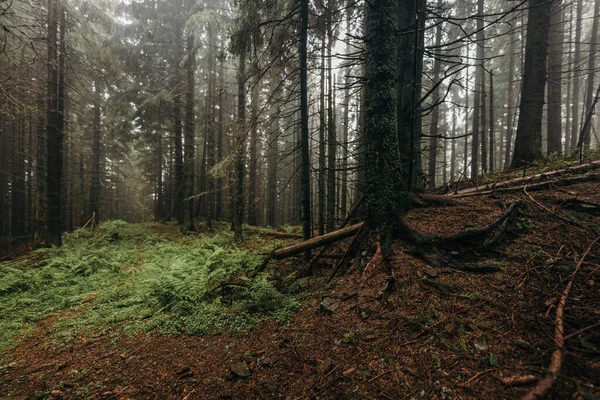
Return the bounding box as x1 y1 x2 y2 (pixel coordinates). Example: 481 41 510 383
364 0 409 255
510 0 552 168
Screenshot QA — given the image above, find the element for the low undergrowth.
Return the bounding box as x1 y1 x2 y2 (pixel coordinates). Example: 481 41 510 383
0 221 299 351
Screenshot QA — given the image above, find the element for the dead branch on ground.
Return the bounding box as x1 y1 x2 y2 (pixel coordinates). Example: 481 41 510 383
521 236 600 400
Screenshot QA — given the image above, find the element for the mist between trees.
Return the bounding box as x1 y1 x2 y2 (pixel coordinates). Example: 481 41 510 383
0 0 599 246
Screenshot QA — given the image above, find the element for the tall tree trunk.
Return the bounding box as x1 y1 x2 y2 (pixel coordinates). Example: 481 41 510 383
427 1 443 190
489 71 495 172
504 29 516 170
206 81 216 230
579 0 599 149
565 4 573 152
156 124 164 221
11 118 26 239
27 121 34 235
90 80 101 227
481 70 487 174
300 0 312 253
510 0 553 168
398 0 425 191
471 0 485 178
546 0 564 155
46 0 62 245
233 47 246 242
463 54 470 175
0 112 5 237
318 35 326 235
341 72 350 218
326 21 336 231
58 12 67 233
173 81 184 223
450 102 457 180
35 97 47 242
365 0 405 253
569 0 583 150
216 57 224 221
184 33 196 231
266 76 279 228
247 84 259 226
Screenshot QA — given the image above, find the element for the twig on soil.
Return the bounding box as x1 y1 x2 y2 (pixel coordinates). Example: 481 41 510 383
523 187 598 235
367 370 391 383
362 235 382 280
461 368 498 386
563 321 600 340
521 235 600 400
328 223 367 282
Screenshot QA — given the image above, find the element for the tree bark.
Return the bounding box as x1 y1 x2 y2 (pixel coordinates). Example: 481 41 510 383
427 1 443 190
398 0 425 191
510 0 552 168
183 32 196 231
569 0 583 150
272 223 363 260
579 0 599 149
233 45 246 242
471 0 485 178
300 0 312 257
247 83 259 226
326 7 336 232
546 0 564 155
504 29 516 170
46 0 62 245
318 34 326 235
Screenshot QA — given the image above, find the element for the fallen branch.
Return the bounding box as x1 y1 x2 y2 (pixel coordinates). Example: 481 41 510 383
521 236 600 400
559 198 600 216
450 161 600 197
271 223 364 260
500 374 537 387
452 171 600 198
298 195 365 278
328 223 368 282
523 187 598 235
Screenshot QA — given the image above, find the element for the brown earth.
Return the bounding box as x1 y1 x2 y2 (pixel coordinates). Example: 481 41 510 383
1 182 600 399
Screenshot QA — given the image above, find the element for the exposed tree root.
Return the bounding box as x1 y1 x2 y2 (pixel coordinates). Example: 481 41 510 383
362 235 383 279
435 201 521 244
266 202 520 280
409 193 468 208
415 242 500 273
521 235 600 400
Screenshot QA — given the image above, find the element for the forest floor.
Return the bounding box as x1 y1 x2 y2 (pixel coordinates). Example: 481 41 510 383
2 162 600 399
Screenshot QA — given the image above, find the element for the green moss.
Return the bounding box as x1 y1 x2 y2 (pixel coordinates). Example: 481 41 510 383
0 221 299 351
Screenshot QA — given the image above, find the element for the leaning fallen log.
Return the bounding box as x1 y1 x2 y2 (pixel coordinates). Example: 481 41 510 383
271 223 364 260
450 160 600 197
452 172 600 198
251 223 365 276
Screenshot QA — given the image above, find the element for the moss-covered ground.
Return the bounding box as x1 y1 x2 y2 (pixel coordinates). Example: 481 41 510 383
0 221 299 353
